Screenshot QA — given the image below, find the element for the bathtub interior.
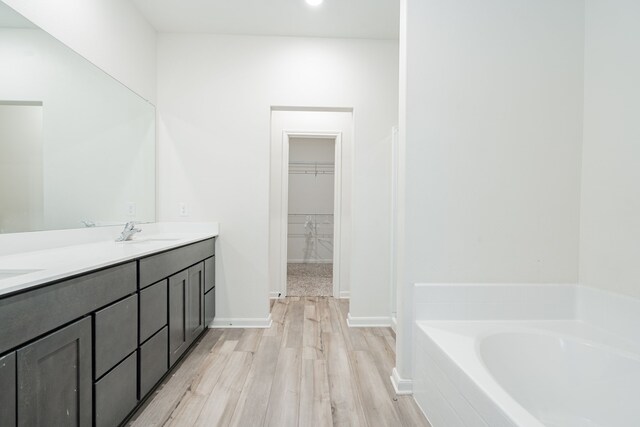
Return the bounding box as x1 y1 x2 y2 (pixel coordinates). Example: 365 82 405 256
479 332 640 427
411 284 640 427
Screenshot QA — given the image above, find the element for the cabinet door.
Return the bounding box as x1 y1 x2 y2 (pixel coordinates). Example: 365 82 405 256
204 256 215 293
168 270 189 367
0 352 16 426
187 262 205 341
204 288 215 327
17 317 92 427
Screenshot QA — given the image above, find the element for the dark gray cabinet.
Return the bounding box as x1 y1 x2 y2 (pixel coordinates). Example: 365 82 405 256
204 256 215 293
139 239 214 289
140 280 168 343
205 288 215 327
17 317 92 427
168 269 189 366
139 326 168 398
204 256 215 328
188 262 205 342
204 257 216 328
94 294 138 379
0 262 135 355
168 262 205 367
0 352 16 426
0 238 215 427
95 352 137 427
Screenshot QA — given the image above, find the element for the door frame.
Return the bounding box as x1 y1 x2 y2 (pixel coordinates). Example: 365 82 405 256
280 130 342 298
389 126 399 330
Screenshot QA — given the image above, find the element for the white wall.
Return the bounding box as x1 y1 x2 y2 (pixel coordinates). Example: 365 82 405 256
396 0 585 383
157 34 398 324
580 0 640 298
1 0 156 103
287 138 335 263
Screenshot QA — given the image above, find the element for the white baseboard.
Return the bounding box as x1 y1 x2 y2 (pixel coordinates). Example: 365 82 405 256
391 367 413 395
209 314 272 329
390 316 397 333
339 290 350 299
269 291 284 299
346 312 391 327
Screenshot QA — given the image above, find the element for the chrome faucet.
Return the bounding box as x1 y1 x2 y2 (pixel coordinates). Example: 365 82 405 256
115 221 141 242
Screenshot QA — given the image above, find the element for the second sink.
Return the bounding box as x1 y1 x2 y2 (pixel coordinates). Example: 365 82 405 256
0 269 43 280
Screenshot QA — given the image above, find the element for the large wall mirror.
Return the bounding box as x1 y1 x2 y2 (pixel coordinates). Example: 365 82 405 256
0 2 155 233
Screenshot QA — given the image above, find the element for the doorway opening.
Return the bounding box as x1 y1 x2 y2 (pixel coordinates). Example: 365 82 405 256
269 108 352 302
286 137 335 296
0 101 44 233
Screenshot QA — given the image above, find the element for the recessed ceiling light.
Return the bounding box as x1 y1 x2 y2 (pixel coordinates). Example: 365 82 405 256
306 0 323 6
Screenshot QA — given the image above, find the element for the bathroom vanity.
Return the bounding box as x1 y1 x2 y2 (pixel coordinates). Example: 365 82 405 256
0 227 217 427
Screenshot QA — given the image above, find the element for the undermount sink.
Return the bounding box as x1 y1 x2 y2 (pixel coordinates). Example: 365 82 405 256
0 269 42 280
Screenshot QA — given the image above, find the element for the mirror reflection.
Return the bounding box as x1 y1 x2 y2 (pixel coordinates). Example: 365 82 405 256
0 2 155 233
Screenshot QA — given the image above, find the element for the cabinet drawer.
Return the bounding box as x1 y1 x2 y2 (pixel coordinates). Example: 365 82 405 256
140 280 168 343
204 256 215 293
139 326 168 398
205 288 215 327
139 239 215 289
94 294 138 379
95 352 137 427
0 352 16 426
0 262 136 355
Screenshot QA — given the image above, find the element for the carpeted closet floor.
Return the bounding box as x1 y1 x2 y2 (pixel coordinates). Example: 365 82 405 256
286 263 332 296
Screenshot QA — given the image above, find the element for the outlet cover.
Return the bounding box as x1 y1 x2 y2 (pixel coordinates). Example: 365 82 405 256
179 202 188 217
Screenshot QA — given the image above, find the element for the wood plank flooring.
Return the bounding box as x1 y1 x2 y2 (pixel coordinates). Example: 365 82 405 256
128 297 429 427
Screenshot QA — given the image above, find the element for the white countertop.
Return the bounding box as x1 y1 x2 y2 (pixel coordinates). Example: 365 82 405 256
0 222 218 297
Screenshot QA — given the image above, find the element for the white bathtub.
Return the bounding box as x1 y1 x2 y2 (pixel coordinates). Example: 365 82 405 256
414 320 640 426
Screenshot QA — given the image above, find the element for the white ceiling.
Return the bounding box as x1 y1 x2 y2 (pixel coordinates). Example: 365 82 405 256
131 0 399 40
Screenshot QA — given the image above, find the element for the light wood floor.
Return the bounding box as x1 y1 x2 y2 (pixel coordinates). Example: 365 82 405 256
129 297 430 427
